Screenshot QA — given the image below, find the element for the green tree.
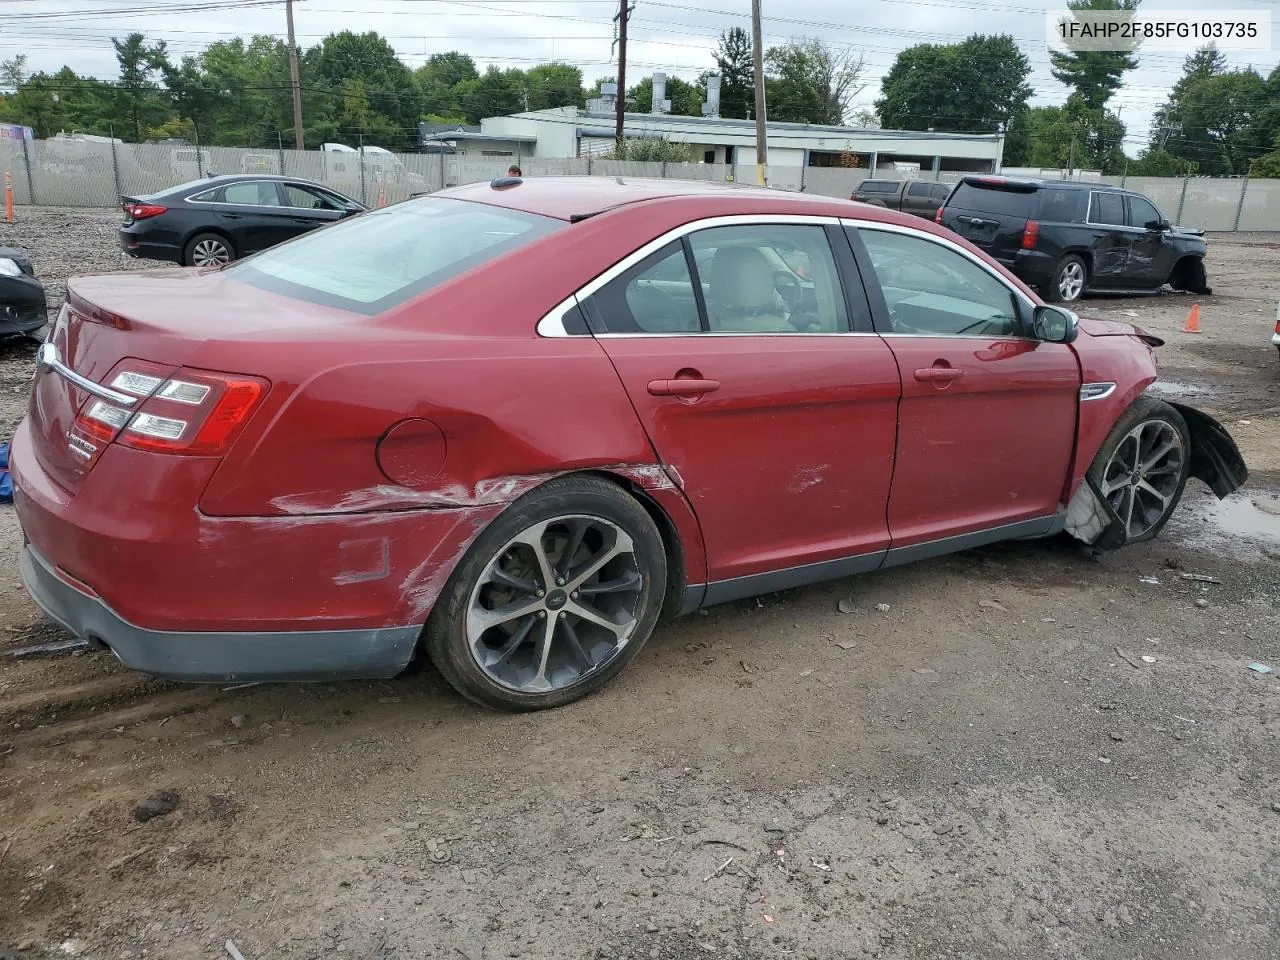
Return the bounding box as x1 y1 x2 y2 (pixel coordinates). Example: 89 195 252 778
308 31 419 149
416 52 478 118
454 66 525 125
765 38 864 125
1128 149 1196 176
713 27 753 119
1049 0 1139 110
524 63 584 111
1021 96 1125 173
1250 135 1280 178
876 35 1031 133
627 75 702 116
113 33 174 141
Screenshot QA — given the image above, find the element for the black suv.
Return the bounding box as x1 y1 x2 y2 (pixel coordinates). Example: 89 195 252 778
938 176 1210 303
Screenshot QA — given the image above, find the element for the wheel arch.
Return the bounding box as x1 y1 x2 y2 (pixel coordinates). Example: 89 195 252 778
182 226 237 261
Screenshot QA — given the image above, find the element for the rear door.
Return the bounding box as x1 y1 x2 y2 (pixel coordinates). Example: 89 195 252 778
215 180 296 253
1086 190 1131 286
939 177 1040 267
581 217 902 591
846 221 1080 553
903 181 938 218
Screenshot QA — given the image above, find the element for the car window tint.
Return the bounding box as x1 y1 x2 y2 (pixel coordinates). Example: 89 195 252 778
1091 192 1125 225
1038 188 1086 222
858 181 898 194
227 196 562 315
222 181 282 206
859 229 1020 338
907 182 932 198
188 188 220 202
283 184 341 210
690 224 847 334
932 184 951 200
590 243 701 334
946 182 1039 217
1127 195 1161 228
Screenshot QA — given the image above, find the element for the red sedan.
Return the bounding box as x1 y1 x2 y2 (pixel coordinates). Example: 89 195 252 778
13 177 1246 711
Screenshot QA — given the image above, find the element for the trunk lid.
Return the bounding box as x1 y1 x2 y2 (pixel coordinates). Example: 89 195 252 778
941 177 1041 264
27 269 359 495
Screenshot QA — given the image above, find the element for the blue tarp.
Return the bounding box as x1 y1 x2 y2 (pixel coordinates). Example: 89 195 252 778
0 440 12 502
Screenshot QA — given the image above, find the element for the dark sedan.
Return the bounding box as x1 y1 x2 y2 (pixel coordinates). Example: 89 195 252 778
120 174 365 267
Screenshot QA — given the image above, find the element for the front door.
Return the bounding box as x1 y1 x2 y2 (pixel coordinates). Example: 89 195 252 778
582 220 902 590
1087 190 1131 287
216 180 297 253
280 182 349 235
1125 193 1179 287
847 223 1081 553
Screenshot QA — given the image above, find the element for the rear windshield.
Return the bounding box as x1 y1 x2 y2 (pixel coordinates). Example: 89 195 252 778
226 197 562 314
947 181 1039 218
858 181 900 194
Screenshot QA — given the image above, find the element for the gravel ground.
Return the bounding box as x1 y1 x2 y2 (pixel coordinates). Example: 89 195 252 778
0 208 1277 960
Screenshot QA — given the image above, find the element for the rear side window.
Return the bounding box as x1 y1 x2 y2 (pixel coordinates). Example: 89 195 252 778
858 181 899 194
946 181 1039 218
932 184 951 201
1038 188 1087 222
1090 192 1125 225
907 182 933 198
228 197 562 315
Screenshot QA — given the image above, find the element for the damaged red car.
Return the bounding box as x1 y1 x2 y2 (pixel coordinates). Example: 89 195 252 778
13 177 1247 711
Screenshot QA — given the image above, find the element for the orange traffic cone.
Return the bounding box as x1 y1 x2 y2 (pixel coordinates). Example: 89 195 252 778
1182 303 1201 334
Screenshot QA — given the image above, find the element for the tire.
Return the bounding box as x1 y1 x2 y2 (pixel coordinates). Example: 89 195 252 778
183 232 235 267
1171 257 1210 295
1044 254 1087 303
424 476 667 712
1086 396 1191 546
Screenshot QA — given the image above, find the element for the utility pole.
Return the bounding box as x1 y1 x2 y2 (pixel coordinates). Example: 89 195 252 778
751 0 768 185
285 0 304 150
614 0 630 150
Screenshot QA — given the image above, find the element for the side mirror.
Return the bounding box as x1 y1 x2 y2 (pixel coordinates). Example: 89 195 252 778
1032 304 1078 344
1145 218 1171 231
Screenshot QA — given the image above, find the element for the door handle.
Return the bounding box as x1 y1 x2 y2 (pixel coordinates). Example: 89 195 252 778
914 366 962 383
647 378 720 397
221 212 244 220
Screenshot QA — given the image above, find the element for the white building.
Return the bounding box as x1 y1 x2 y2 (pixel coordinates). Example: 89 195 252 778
421 103 1005 180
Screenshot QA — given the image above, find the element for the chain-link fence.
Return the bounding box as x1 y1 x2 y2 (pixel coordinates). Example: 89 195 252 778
2 137 1278 232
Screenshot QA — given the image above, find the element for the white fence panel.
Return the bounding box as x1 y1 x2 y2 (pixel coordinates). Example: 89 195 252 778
1236 179 1280 233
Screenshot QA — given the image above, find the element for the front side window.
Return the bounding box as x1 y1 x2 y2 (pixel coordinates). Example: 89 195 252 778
858 229 1021 338
223 181 282 207
1127 195 1162 228
1091 192 1125 226
228 196 562 315
283 183 344 210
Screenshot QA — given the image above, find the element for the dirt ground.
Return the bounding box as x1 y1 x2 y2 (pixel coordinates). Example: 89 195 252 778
0 209 1277 960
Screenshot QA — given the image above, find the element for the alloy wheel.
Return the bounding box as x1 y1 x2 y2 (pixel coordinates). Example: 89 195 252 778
192 239 231 266
1058 260 1085 301
466 515 644 694
1099 420 1185 539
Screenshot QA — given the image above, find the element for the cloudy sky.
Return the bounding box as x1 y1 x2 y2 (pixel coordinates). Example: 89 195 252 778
4 0 1279 153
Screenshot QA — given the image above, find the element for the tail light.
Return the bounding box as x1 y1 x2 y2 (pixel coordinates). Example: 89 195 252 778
1021 220 1040 250
123 202 167 220
71 360 267 458
934 207 944 224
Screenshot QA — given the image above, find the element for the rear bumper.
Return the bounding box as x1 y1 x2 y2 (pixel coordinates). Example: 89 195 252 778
119 227 182 263
11 416 505 679
1009 249 1057 288
20 545 419 681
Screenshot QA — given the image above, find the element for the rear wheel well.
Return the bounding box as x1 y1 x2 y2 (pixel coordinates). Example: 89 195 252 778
1065 248 1093 277
182 228 236 261
581 470 688 620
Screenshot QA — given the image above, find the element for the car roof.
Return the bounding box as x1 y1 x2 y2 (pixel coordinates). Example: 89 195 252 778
169 174 329 189
437 175 925 223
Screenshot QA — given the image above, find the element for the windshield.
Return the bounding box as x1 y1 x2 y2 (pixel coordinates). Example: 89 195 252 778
226 197 563 315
